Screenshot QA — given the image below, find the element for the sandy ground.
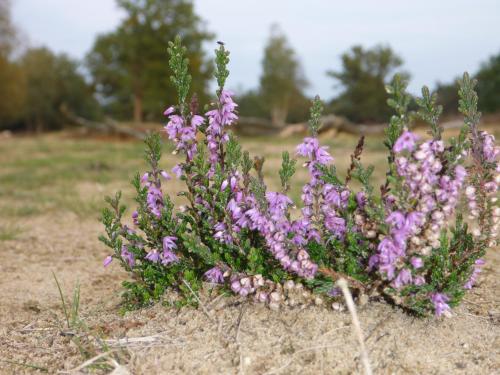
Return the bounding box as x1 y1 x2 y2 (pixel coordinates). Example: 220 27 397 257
0 213 498 375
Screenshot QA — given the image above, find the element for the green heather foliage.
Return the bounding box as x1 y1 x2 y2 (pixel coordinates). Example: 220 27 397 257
101 38 499 316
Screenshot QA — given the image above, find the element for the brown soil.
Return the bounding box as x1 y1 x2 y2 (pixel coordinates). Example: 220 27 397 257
0 213 499 374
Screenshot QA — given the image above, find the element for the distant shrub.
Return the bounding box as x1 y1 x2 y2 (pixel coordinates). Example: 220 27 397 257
101 37 499 316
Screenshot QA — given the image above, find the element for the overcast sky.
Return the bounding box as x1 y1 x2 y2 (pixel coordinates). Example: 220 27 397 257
11 0 500 98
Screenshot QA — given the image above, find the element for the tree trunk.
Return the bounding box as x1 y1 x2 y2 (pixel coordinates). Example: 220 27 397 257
133 93 143 124
271 106 287 127
35 116 43 134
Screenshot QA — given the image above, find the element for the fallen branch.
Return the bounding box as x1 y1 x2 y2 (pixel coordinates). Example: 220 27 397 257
60 106 146 140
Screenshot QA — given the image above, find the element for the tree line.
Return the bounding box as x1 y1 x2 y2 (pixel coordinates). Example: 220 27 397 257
1 0 499 132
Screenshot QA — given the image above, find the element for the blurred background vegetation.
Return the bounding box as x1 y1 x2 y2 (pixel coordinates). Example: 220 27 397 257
1 0 499 133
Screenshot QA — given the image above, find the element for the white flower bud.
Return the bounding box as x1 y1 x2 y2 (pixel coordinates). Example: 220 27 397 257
413 173 423 182
432 211 444 221
493 207 500 217
270 292 281 303
468 201 477 210
421 183 432 194
421 246 432 256
442 205 452 216
411 236 421 246
284 280 295 290
366 230 377 239
465 186 476 197
331 302 344 311
472 228 481 237
354 214 364 225
414 150 427 160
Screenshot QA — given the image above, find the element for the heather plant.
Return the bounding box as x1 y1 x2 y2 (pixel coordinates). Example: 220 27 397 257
101 37 499 316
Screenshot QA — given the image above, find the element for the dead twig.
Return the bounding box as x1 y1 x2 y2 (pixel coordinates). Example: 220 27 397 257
336 278 372 375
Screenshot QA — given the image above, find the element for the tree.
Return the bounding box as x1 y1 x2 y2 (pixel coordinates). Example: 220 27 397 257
87 0 213 123
259 25 308 126
20 48 99 132
327 45 406 123
476 51 500 113
0 0 25 128
435 80 460 116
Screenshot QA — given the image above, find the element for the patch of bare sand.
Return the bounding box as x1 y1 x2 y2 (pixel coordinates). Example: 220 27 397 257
0 214 498 374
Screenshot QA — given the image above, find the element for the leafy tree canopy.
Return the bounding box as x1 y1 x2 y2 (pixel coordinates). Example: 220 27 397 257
86 0 213 123
259 25 308 125
20 48 99 132
327 45 407 123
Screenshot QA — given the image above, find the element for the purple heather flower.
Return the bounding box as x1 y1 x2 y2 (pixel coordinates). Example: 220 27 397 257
132 210 139 225
204 267 224 284
377 237 403 279
413 276 426 286
386 211 406 230
411 257 423 269
356 191 367 208
392 268 412 289
464 258 485 289
146 185 163 218
393 130 418 153
163 106 175 116
315 145 333 165
141 172 150 183
191 115 204 128
481 131 500 162
325 215 346 239
103 255 113 267
431 292 451 316
296 137 319 158
160 170 171 180
172 164 183 178
405 211 425 233
162 236 177 251
145 250 160 263
161 250 179 265
121 245 135 267
454 165 467 182
328 287 341 297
